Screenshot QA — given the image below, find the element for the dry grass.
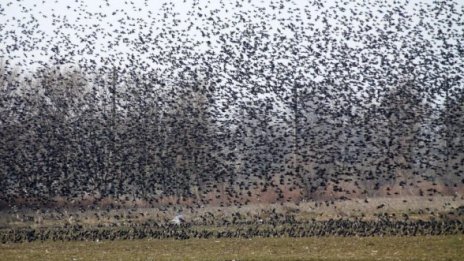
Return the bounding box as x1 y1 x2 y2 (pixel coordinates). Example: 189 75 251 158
0 235 463 261
295 195 464 220
1 196 463 229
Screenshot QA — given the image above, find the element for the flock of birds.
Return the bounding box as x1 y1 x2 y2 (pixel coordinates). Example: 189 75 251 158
0 0 463 211
2 212 464 242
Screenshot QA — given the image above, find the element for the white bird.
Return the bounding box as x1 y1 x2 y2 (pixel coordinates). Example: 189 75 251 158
171 214 184 225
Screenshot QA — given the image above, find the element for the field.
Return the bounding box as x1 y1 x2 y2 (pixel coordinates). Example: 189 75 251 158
1 235 463 261
3 196 464 229
2 197 463 260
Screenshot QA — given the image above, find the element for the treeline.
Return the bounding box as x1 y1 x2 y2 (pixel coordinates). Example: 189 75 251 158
0 0 463 206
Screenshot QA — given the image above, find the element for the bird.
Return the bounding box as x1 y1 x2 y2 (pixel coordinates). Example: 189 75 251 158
0 0 462 235
171 214 185 225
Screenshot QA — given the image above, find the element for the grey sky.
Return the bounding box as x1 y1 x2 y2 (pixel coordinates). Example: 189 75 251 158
2 0 458 70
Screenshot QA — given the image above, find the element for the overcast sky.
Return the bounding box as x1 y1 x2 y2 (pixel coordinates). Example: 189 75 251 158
1 0 463 94
0 0 462 115
2 0 453 65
